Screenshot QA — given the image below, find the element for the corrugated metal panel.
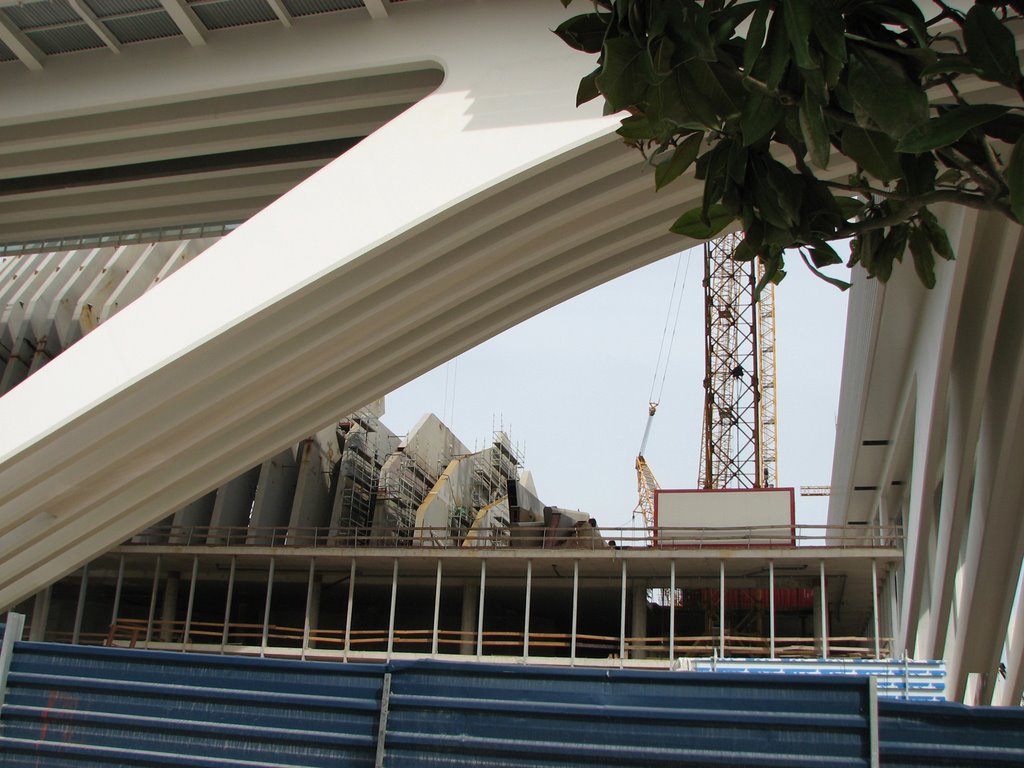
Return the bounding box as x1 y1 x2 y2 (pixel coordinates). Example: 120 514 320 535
0 39 15 62
27 25 105 55
282 0 363 19
189 0 276 30
3 0 80 29
880 699 1024 767
1 636 1022 767
100 11 181 43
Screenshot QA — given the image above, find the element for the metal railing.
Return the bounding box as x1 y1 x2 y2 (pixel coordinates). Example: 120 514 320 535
100 618 891 662
125 523 903 550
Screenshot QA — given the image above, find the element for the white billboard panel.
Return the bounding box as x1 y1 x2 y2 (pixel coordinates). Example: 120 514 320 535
654 488 795 547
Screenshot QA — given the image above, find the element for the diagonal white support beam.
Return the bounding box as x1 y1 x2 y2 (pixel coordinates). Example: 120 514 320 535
365 0 387 20
0 11 43 71
67 0 120 53
0 2 670 610
160 0 206 46
264 0 292 28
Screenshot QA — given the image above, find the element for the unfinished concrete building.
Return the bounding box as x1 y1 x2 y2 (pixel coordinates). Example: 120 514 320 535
0 239 904 677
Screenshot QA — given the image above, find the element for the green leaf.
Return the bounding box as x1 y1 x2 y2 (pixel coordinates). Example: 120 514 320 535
800 248 851 291
739 89 783 146
576 67 601 107
758 8 791 91
596 37 647 111
799 86 830 169
809 240 842 268
919 208 954 261
908 225 936 289
1009 140 1024 224
655 133 703 191
896 105 1011 153
811 3 846 63
834 196 866 220
964 5 1023 89
920 56 983 78
743 0 771 72
782 0 815 70
847 44 928 138
553 13 607 54
670 204 736 239
841 126 901 183
616 115 655 141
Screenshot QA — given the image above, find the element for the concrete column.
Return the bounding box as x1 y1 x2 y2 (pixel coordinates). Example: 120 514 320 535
159 571 180 643
461 583 479 656
631 583 648 660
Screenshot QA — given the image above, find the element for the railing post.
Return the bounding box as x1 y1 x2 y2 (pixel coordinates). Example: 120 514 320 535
145 554 161 647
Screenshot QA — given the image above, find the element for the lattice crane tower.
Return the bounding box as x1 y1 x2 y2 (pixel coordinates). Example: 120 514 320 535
697 234 778 489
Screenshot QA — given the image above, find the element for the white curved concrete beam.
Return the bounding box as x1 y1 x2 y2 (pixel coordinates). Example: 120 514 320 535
0 2 709 609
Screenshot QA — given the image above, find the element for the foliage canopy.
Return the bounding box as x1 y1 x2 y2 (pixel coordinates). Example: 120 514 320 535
555 0 1024 289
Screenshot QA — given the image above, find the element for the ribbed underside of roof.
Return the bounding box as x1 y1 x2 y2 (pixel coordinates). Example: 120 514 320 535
0 0 376 62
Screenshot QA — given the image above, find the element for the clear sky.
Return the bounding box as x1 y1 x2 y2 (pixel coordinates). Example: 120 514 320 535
382 245 850 532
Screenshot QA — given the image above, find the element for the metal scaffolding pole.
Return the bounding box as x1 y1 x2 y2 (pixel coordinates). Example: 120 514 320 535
769 560 776 659
261 557 275 658
719 561 725 658
669 560 676 661
183 555 199 648
476 559 486 659
431 560 442 656
820 560 828 660
145 555 161 647
72 564 89 645
619 560 627 667
523 559 533 661
221 556 236 653
110 555 125 633
872 559 881 660
571 559 579 665
302 559 315 660
344 560 356 661
387 559 398 659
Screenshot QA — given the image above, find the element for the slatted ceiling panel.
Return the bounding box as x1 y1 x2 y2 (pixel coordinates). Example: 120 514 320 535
0 39 17 62
190 0 276 30
281 0 363 18
86 10 181 43
2 0 82 30
27 25 106 55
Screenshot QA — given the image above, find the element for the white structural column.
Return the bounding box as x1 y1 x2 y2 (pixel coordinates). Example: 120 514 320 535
0 2 710 611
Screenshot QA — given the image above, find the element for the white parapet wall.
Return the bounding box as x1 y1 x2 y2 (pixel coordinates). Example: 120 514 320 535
654 488 795 546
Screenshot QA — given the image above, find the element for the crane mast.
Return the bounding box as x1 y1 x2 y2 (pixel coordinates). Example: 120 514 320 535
698 234 778 490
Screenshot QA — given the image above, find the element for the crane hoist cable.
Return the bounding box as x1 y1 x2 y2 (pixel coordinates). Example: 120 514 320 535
633 249 695 529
